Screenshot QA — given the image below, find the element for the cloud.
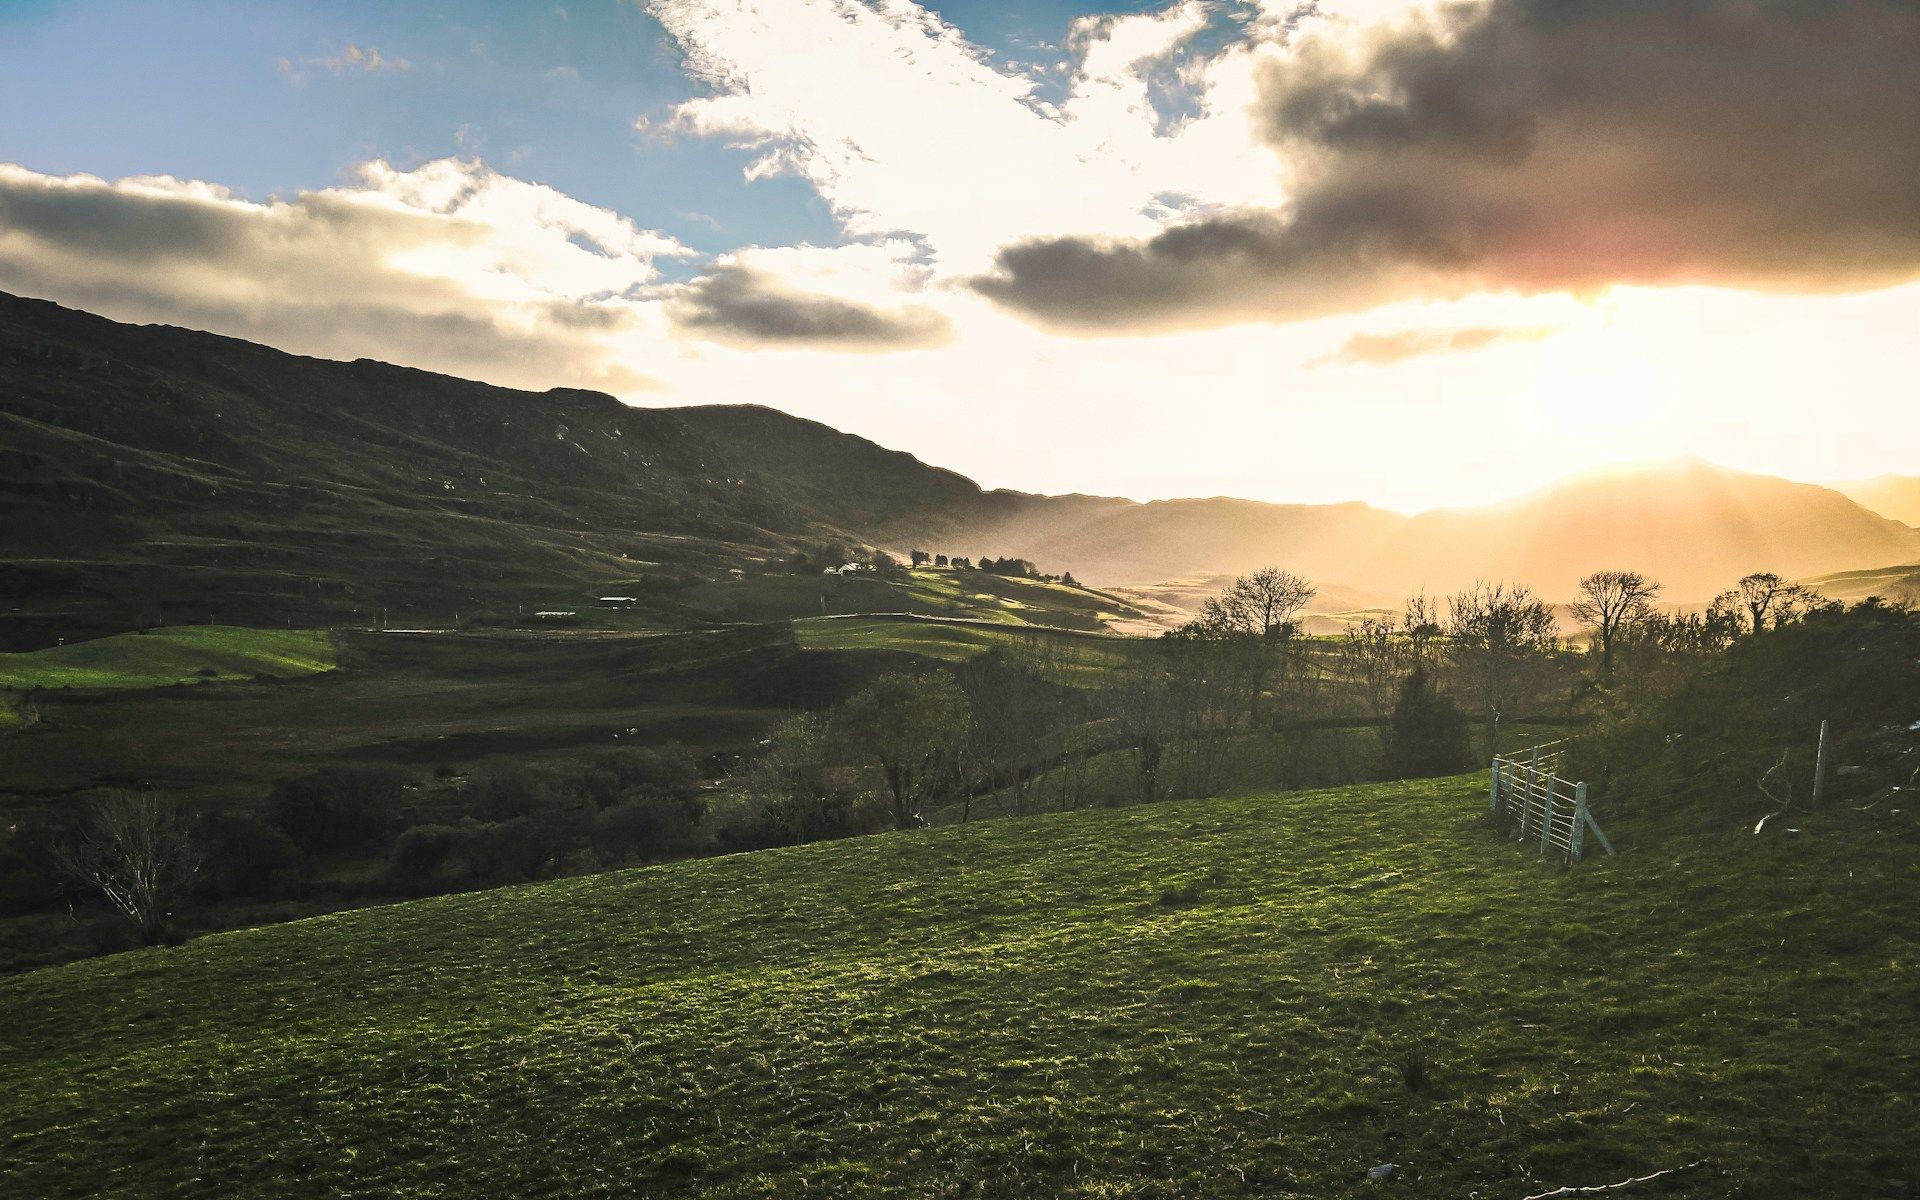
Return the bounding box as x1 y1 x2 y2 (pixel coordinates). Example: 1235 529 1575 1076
645 0 1280 272
278 43 410 84
666 241 951 349
670 265 950 349
0 159 687 393
1311 323 1560 367
974 0 1920 332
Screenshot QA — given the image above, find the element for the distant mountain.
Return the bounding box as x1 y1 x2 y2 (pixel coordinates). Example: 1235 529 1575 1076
1829 475 1920 527
1798 562 1920 606
4 292 1914 647
951 460 1920 602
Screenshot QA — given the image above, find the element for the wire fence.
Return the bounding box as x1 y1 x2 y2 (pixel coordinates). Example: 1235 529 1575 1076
1490 741 1614 863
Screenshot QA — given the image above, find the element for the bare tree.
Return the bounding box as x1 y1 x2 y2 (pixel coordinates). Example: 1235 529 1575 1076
1446 582 1559 757
1337 593 1446 739
1158 622 1245 798
1571 571 1662 672
957 652 1061 817
1712 572 1822 636
1202 567 1317 720
1219 568 1317 640
54 790 200 945
1338 616 1409 741
1401 592 1444 669
1105 659 1171 804
842 672 972 827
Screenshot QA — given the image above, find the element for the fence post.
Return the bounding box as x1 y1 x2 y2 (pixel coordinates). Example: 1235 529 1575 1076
1490 760 1502 812
1541 774 1558 854
1525 746 1541 836
1570 781 1588 861
1811 719 1830 809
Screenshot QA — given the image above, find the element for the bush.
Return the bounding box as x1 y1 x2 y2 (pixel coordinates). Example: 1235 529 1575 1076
195 812 308 900
719 714 861 848
592 790 704 863
1383 667 1472 779
0 821 63 917
464 814 579 883
266 765 412 854
387 824 466 888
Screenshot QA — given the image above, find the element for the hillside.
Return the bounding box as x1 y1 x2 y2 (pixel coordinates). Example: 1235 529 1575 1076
6 292 1915 647
0 292 989 645
1 774 1912 1197
1831 474 1920 527
1800 562 1920 606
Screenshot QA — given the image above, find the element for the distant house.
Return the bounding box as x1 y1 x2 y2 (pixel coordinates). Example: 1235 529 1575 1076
596 596 639 607
532 611 578 619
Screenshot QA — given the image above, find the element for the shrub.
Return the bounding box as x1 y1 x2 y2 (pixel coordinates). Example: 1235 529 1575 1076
1383 667 1472 779
266 765 411 854
0 821 64 917
195 811 308 900
592 790 704 863
388 824 466 888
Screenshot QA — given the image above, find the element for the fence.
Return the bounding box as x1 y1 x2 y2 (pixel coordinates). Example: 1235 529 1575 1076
1489 741 1614 863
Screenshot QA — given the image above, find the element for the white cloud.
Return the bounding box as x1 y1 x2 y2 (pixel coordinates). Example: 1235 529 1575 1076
646 0 1286 273
0 159 685 393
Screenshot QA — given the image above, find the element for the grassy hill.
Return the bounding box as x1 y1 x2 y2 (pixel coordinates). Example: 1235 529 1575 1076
0 625 335 690
3 774 1912 1198
0 292 1009 647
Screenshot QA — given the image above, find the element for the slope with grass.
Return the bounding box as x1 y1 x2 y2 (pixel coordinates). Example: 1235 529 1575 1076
0 625 335 690
677 565 1145 632
2 773 1912 1198
0 625 906 807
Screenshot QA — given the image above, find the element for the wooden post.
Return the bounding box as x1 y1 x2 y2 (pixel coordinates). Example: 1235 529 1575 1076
1811 719 1830 809
1541 774 1558 853
1490 760 1503 811
1570 782 1588 861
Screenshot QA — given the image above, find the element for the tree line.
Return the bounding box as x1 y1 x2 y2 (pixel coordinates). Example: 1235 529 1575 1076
12 564 1848 956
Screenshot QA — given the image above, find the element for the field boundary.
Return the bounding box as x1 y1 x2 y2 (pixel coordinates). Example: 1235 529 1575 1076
1490 742 1614 863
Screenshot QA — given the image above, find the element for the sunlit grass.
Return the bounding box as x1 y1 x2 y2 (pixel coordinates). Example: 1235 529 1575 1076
0 626 336 690
1 773 1911 1197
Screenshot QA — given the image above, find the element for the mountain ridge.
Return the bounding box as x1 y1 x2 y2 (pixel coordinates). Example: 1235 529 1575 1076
3 291 1914 646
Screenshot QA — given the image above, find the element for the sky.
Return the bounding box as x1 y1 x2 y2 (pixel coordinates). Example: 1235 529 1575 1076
1 0 1916 513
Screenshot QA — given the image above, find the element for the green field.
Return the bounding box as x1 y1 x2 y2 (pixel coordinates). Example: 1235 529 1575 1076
3 773 1912 1198
0 626 337 690
795 615 1139 684
679 566 1143 632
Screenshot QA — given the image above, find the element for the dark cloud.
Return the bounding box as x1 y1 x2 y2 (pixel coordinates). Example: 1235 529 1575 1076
975 0 1920 332
669 265 951 349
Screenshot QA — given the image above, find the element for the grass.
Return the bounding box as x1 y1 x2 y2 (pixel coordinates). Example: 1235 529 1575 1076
0 626 863 809
795 614 1138 683
1 773 1913 1197
0 626 336 690
681 568 1142 632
